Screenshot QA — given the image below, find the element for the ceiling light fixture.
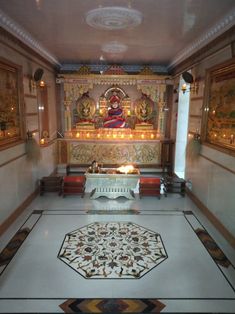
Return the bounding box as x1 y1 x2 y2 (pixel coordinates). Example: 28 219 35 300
102 41 127 54
85 6 142 30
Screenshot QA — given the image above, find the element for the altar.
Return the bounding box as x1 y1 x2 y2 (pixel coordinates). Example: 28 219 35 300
85 167 140 199
56 69 174 175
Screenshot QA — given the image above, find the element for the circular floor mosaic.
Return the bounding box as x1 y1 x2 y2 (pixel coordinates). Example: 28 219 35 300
58 222 167 279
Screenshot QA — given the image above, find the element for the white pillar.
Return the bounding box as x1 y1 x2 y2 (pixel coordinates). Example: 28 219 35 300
174 77 190 179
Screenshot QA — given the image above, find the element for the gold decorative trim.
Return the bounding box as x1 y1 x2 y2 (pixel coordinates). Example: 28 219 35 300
69 141 161 165
57 73 172 84
77 65 91 75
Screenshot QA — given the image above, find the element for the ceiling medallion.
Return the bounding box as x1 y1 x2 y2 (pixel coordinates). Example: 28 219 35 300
102 41 127 54
85 6 142 30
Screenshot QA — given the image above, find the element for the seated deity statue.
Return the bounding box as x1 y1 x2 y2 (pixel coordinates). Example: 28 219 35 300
103 92 126 128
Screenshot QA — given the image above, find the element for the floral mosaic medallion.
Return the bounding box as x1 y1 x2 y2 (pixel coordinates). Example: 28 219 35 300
58 222 167 279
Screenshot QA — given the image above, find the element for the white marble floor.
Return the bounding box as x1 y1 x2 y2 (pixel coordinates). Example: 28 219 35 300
0 192 235 313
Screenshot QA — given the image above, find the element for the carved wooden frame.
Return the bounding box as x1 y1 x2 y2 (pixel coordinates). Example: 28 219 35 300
0 58 24 149
202 57 235 154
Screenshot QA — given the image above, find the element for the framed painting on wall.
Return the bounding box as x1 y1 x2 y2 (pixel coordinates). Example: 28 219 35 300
202 57 235 154
0 59 24 148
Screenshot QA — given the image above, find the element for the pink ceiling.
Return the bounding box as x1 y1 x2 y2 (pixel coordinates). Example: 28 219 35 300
0 0 235 69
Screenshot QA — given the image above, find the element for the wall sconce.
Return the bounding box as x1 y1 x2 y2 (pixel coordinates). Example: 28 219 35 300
39 80 46 87
181 83 187 94
181 81 199 94
181 71 199 95
34 68 44 82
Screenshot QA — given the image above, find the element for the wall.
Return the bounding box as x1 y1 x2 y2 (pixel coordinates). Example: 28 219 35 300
184 44 235 243
0 30 57 228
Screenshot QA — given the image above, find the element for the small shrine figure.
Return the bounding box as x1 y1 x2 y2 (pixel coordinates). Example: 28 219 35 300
134 95 154 130
75 93 96 129
103 92 126 128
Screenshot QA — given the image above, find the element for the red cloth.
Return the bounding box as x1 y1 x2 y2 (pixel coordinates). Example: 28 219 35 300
64 176 85 184
109 94 120 104
139 177 161 185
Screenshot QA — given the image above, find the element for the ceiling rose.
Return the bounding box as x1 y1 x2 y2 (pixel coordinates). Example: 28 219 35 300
85 6 142 30
102 41 127 54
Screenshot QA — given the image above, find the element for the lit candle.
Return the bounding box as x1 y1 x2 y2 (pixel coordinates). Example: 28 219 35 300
130 134 133 139
86 132 90 138
76 132 80 138
40 138 45 145
151 133 154 139
141 134 144 139
127 110 131 116
97 133 100 138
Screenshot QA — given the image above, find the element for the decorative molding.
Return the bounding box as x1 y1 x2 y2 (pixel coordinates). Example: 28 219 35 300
0 8 60 66
169 8 235 70
59 63 168 74
69 142 161 165
85 6 142 30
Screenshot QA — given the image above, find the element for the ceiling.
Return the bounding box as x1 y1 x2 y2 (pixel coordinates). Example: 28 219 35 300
0 0 235 71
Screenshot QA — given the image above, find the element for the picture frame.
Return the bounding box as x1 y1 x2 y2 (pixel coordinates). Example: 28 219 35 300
202 57 235 154
0 58 24 148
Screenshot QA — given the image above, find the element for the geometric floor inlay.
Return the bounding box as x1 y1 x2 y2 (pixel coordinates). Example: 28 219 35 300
59 298 166 313
58 222 167 279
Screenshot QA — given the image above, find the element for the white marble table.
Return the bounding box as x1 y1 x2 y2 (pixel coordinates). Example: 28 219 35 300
85 169 140 199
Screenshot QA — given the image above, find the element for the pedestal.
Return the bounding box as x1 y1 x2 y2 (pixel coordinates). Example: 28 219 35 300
85 170 140 200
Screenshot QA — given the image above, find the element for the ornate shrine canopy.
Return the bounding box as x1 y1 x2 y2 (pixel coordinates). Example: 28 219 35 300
57 73 173 103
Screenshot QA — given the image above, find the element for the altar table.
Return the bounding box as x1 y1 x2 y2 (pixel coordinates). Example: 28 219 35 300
85 169 140 199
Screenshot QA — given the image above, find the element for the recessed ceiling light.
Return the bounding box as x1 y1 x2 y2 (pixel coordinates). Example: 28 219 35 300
86 6 142 30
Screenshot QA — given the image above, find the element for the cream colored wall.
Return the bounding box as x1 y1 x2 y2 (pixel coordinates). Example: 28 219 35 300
0 32 58 225
185 45 235 238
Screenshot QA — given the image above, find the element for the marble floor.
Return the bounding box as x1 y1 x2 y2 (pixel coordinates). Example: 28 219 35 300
0 192 235 313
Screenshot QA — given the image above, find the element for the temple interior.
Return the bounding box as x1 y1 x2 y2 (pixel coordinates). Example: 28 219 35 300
0 1 235 313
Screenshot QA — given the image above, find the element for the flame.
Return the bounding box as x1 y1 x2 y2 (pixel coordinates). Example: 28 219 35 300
117 165 135 174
